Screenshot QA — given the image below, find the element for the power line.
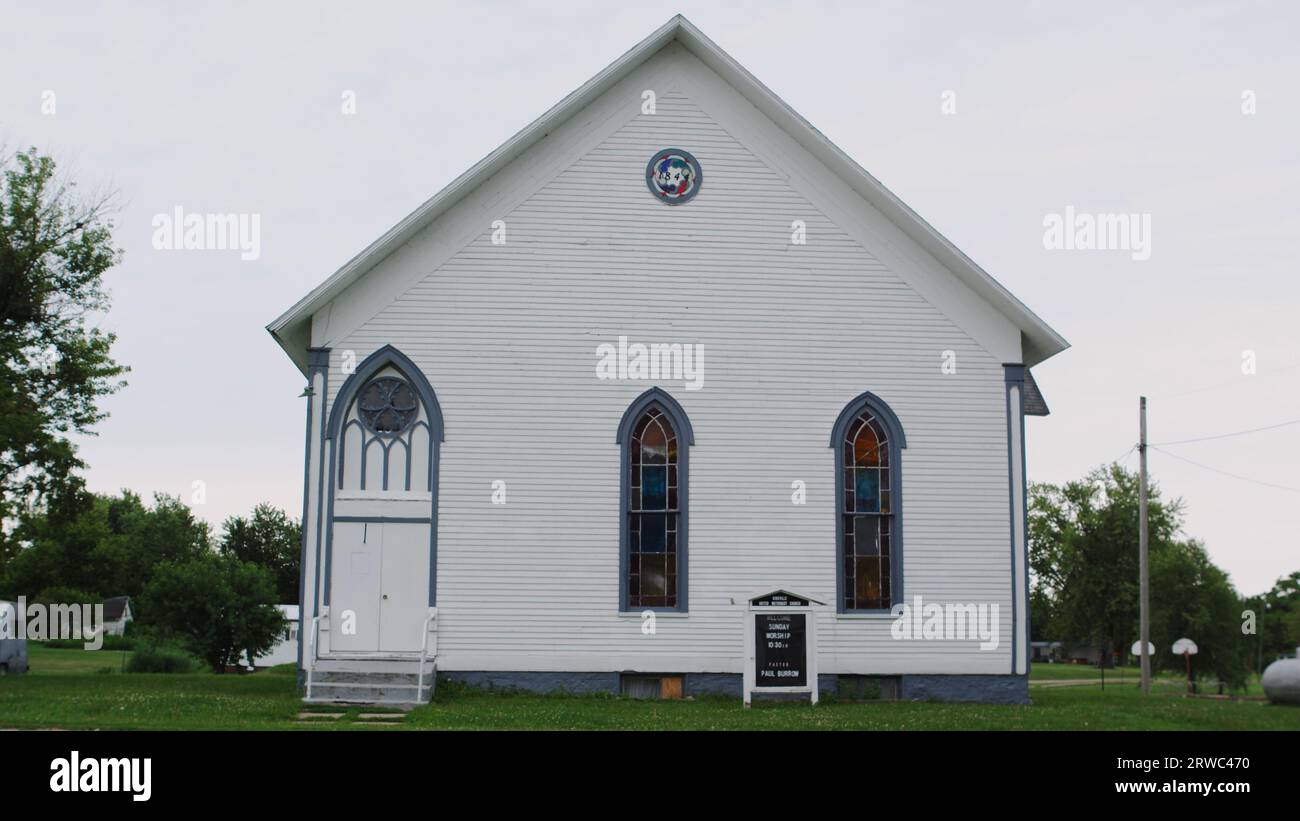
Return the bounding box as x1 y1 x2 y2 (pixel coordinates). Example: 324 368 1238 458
1149 445 1300 494
1150 416 1300 447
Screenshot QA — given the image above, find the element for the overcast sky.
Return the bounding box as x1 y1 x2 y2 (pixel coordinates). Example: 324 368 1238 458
2 2 1295 596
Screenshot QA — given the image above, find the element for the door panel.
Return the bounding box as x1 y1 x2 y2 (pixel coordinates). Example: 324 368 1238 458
379 523 430 652
329 522 381 652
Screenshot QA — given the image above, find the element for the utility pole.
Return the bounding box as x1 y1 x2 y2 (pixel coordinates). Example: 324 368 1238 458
1139 396 1151 695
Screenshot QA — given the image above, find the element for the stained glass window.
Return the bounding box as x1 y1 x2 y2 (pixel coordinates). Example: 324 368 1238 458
357 377 419 435
627 407 679 608
842 412 892 610
645 148 702 204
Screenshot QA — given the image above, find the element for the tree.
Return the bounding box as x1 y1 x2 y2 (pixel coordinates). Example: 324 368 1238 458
1028 586 1057 643
137 552 284 672
30 585 99 607
1030 462 1254 688
1029 463 1181 667
93 492 212 598
1150 539 1251 688
1253 571 1300 667
2 490 210 600
218 504 300 603
0 147 127 537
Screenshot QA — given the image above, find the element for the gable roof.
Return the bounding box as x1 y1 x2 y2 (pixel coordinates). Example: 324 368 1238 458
102 596 131 621
267 15 1068 372
746 589 826 606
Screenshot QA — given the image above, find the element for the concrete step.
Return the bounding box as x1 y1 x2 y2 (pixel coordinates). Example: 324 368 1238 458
303 698 420 711
314 670 424 686
309 682 426 700
304 658 436 706
314 657 434 675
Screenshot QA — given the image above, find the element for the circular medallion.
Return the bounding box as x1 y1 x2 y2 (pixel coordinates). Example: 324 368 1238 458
357 376 419 435
645 148 701 205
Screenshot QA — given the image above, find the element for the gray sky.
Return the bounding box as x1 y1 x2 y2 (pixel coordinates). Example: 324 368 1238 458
2 1 1295 595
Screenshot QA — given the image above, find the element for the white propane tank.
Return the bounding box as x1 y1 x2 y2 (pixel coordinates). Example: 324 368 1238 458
1261 657 1300 705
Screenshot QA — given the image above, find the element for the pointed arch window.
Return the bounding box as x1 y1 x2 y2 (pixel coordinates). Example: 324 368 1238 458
618 389 693 612
321 345 444 612
328 348 443 496
832 392 906 613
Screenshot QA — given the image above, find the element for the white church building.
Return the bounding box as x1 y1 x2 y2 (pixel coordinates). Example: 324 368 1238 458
268 16 1066 706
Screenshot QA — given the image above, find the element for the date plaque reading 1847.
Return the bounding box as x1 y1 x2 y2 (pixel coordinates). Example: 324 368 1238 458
755 612 806 687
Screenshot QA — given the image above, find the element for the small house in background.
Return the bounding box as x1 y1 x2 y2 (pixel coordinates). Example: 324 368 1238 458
101 596 133 636
1065 644 1113 665
1030 641 1063 663
245 605 299 670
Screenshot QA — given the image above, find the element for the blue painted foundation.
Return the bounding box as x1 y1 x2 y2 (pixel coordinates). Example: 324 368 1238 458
437 671 1029 704
440 670 620 695
900 674 1029 704
683 673 742 698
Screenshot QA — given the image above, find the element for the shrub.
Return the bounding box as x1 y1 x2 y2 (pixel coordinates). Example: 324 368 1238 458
137 553 284 672
101 635 136 652
42 635 135 651
125 644 200 674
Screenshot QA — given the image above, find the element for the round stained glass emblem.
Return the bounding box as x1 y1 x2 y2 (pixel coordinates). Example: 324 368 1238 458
645 148 701 204
357 377 419 435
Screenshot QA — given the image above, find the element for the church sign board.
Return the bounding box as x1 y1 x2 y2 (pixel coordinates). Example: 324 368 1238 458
743 590 822 706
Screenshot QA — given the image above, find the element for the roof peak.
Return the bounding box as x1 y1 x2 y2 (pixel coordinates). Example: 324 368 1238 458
269 15 1066 371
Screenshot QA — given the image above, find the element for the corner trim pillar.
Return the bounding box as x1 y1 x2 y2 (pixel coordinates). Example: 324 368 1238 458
1003 364 1030 675
297 348 330 675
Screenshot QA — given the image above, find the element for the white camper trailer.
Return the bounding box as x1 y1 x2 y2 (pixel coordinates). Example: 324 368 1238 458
0 601 28 674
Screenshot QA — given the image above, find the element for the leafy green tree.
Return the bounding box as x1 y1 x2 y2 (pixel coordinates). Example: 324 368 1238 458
219 504 300 603
30 585 98 606
0 147 127 543
1030 463 1254 688
3 489 109 598
1150 539 1250 688
1251 571 1300 668
93 492 212 598
1028 587 1057 643
1029 464 1181 667
3 490 210 600
137 552 284 672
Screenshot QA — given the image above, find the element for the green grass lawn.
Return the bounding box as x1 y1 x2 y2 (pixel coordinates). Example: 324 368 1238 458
1 647 1295 731
1029 661 1268 696
23 643 134 675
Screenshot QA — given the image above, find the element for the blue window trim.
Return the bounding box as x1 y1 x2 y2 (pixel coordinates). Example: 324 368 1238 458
323 345 444 608
830 390 906 615
616 387 694 613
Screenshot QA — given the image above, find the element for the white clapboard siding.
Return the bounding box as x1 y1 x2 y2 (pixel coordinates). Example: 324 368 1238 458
315 54 1020 676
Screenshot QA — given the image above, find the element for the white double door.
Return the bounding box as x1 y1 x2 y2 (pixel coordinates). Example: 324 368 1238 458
329 521 429 653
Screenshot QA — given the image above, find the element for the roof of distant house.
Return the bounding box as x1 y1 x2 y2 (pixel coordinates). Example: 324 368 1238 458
102 596 131 621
